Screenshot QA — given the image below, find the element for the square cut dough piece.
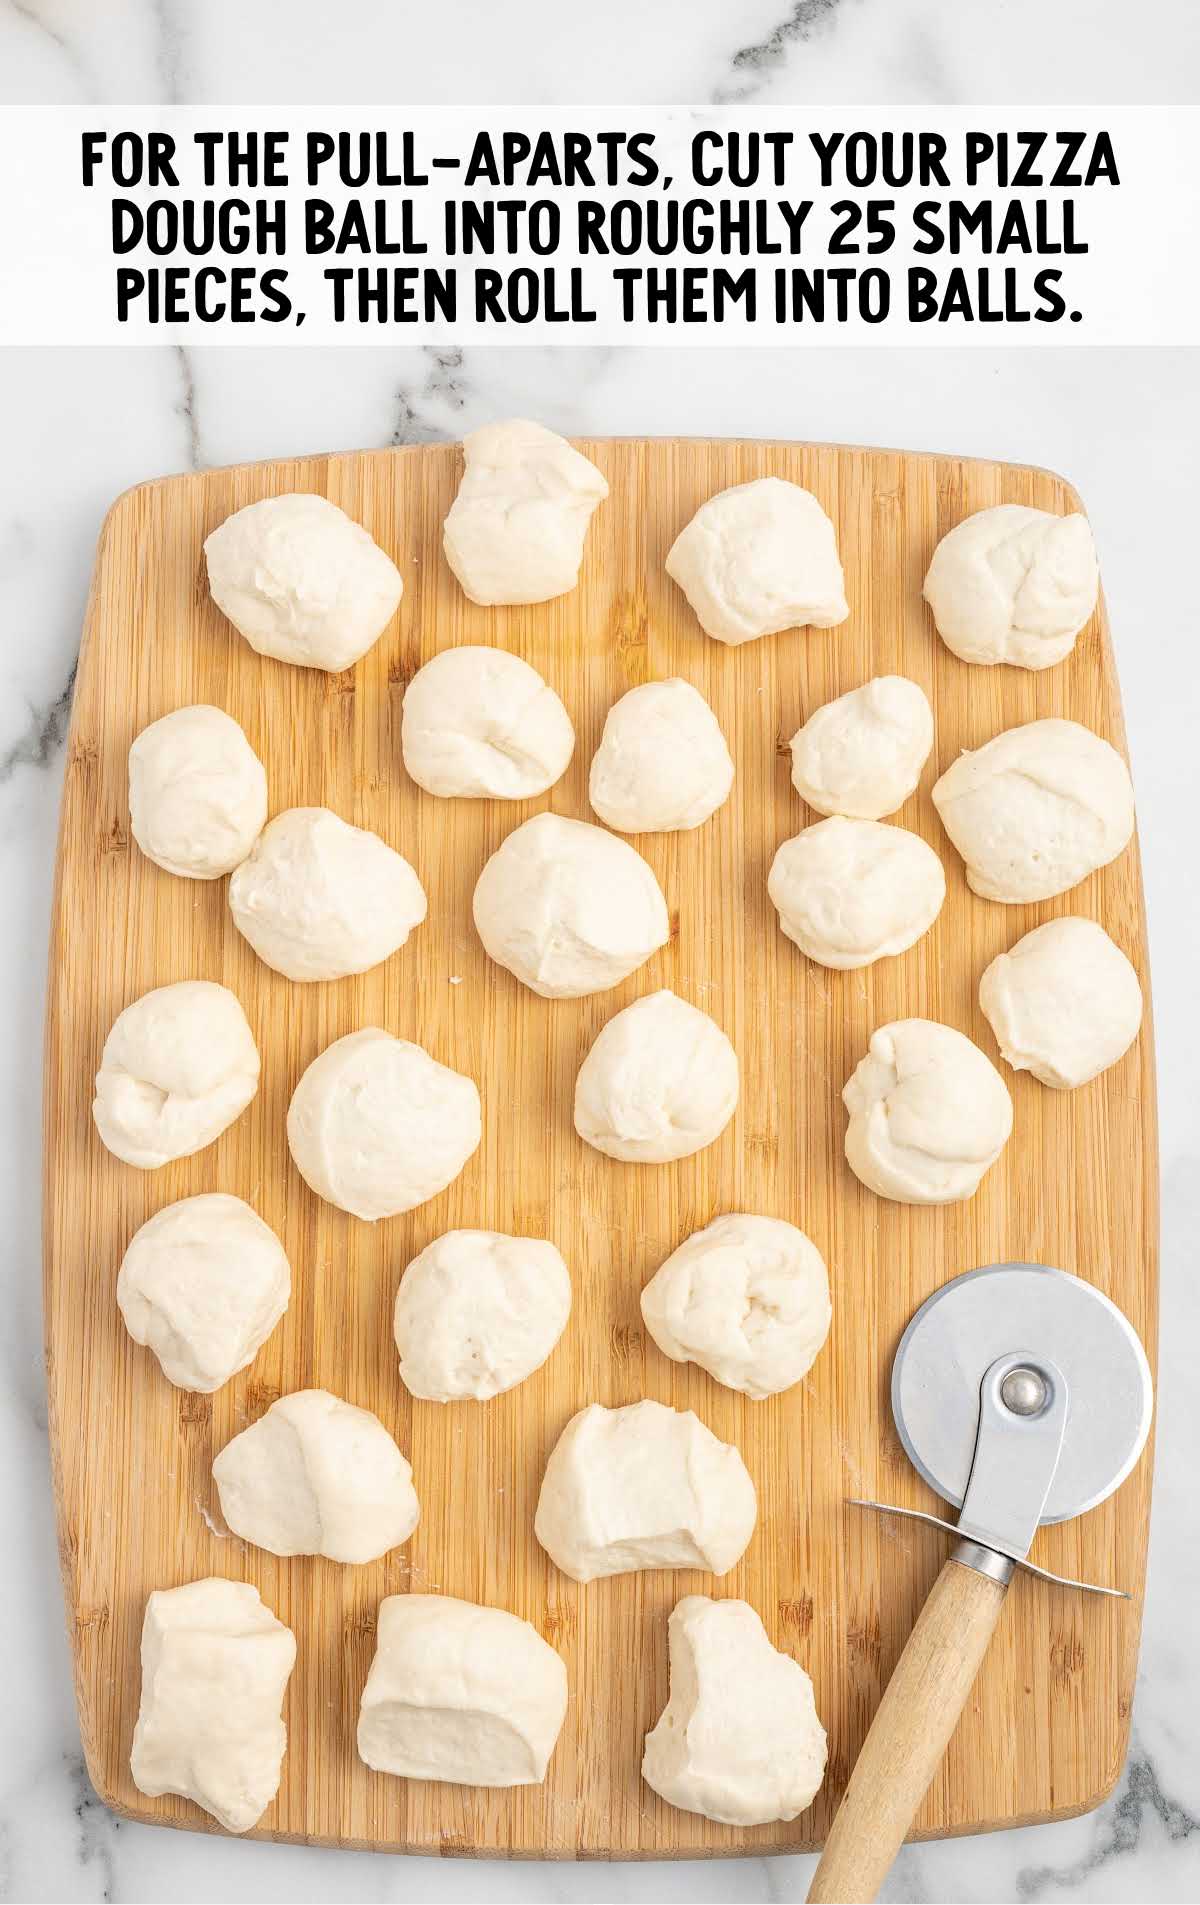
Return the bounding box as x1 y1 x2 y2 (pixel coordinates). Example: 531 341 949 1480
357 1594 568 1787
130 1578 296 1834
534 1399 757 1583
212 1388 420 1564
643 1596 828 1826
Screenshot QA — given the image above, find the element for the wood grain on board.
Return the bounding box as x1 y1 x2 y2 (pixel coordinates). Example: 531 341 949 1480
43 439 1157 1858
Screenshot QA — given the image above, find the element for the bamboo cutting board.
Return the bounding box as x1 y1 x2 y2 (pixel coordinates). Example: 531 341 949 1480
43 439 1157 1860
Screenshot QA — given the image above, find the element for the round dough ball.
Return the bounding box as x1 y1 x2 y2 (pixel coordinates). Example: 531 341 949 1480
443 419 608 606
287 1028 480 1221
204 493 403 673
842 1019 1013 1205
665 477 848 647
768 816 945 970
228 807 427 982
117 1193 290 1393
574 989 738 1164
401 645 574 799
789 676 933 820
128 705 267 879
93 980 260 1169
924 505 1099 670
979 916 1143 1090
472 811 669 1000
932 718 1134 903
641 1214 831 1400
588 678 734 833
394 1230 572 1402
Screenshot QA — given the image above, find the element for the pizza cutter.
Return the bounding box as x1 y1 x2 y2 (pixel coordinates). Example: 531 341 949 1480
808 1261 1153 1905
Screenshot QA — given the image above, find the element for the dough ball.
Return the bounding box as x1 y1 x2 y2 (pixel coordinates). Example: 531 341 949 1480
665 477 848 647
472 811 669 999
843 1018 1013 1204
574 989 739 1164
131 1578 295 1835
213 1388 419 1564
204 492 403 673
789 675 933 819
228 806 427 982
93 980 259 1170
128 705 267 879
116 1193 290 1393
932 718 1134 903
357 1594 568 1787
534 1400 757 1583
394 1229 572 1402
287 1027 480 1221
768 816 946 970
640 1214 831 1401
924 504 1099 670
588 678 734 833
643 1597 827 1826
979 916 1143 1089
401 645 574 799
443 419 608 606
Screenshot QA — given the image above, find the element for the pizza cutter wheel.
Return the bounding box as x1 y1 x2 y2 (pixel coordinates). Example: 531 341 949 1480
808 1261 1153 1904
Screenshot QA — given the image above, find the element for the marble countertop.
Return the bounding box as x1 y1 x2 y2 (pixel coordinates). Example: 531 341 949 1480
2 3 1198 1901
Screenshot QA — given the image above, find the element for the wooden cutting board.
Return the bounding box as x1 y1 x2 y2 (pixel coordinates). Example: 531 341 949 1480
43 438 1157 1860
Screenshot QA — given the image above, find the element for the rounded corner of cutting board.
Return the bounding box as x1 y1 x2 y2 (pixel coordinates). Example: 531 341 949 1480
42 437 1157 1861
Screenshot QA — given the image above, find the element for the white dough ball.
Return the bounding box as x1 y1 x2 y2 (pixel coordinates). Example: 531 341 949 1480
472 811 669 999
358 1595 568 1788
204 492 403 673
768 816 945 970
443 419 608 606
401 645 575 799
665 477 848 647
789 675 933 819
588 678 734 833
932 718 1134 903
641 1214 831 1401
535 1400 757 1583
128 705 267 879
228 806 427 982
93 980 260 1170
979 916 1143 1090
287 1028 480 1221
843 1018 1013 1205
643 1597 827 1826
924 505 1099 670
213 1388 419 1564
117 1193 290 1393
394 1229 572 1402
574 989 738 1164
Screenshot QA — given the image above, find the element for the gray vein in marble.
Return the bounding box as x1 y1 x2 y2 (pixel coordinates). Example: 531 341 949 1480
149 0 184 105
3 0 95 96
390 345 468 444
879 1843 929 1903
0 668 75 784
714 0 844 103
1017 1750 1199 1899
173 345 201 470
69 1753 119 1902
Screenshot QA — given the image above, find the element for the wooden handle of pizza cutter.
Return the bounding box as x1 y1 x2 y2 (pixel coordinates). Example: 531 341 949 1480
807 1550 1011 1904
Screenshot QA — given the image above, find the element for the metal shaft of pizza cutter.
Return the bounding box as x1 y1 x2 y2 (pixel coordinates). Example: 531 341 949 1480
807 1348 1083 1905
